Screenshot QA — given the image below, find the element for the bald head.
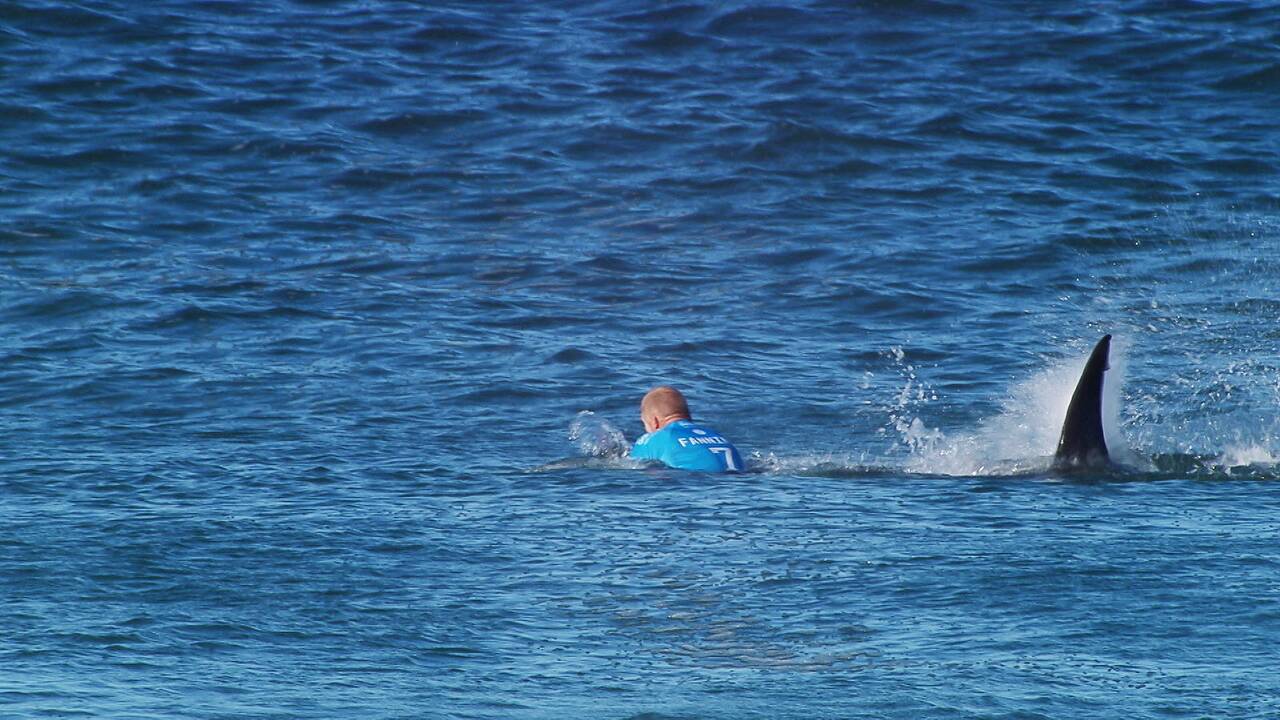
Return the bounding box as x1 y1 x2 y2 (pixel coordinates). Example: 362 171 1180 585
640 385 691 433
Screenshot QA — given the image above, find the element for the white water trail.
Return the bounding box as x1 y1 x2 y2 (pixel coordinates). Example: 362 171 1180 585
747 450 877 476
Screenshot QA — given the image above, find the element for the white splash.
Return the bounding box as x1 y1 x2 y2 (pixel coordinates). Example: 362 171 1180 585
897 339 1135 476
568 410 631 459
882 345 940 454
1214 443 1279 470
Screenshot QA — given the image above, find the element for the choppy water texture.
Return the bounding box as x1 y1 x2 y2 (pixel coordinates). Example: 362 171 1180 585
3 1 1280 718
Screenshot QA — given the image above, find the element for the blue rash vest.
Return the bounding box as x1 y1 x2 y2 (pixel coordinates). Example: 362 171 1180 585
630 419 745 472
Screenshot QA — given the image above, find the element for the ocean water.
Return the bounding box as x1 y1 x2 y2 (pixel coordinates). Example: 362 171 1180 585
3 0 1280 717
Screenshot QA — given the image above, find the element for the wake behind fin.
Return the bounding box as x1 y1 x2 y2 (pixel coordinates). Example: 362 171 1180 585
1053 334 1112 470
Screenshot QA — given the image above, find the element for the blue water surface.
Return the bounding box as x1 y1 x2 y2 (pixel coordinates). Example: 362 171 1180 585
3 1 1280 718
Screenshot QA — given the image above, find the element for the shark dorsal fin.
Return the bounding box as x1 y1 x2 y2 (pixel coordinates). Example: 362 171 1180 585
1053 334 1112 470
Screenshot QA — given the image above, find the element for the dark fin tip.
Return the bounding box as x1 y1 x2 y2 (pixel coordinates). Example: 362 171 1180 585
1053 334 1112 471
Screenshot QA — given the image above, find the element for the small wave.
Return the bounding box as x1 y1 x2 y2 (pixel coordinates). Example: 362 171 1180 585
3 3 134 34
626 29 716 53
11 147 149 169
4 289 133 323
613 5 706 26
531 456 643 473
356 110 486 137
544 347 595 364
410 24 492 44
1201 157 1276 176
1212 63 1280 92
704 6 812 37
132 303 330 331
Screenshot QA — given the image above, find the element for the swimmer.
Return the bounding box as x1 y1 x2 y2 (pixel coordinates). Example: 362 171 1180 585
630 386 745 472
